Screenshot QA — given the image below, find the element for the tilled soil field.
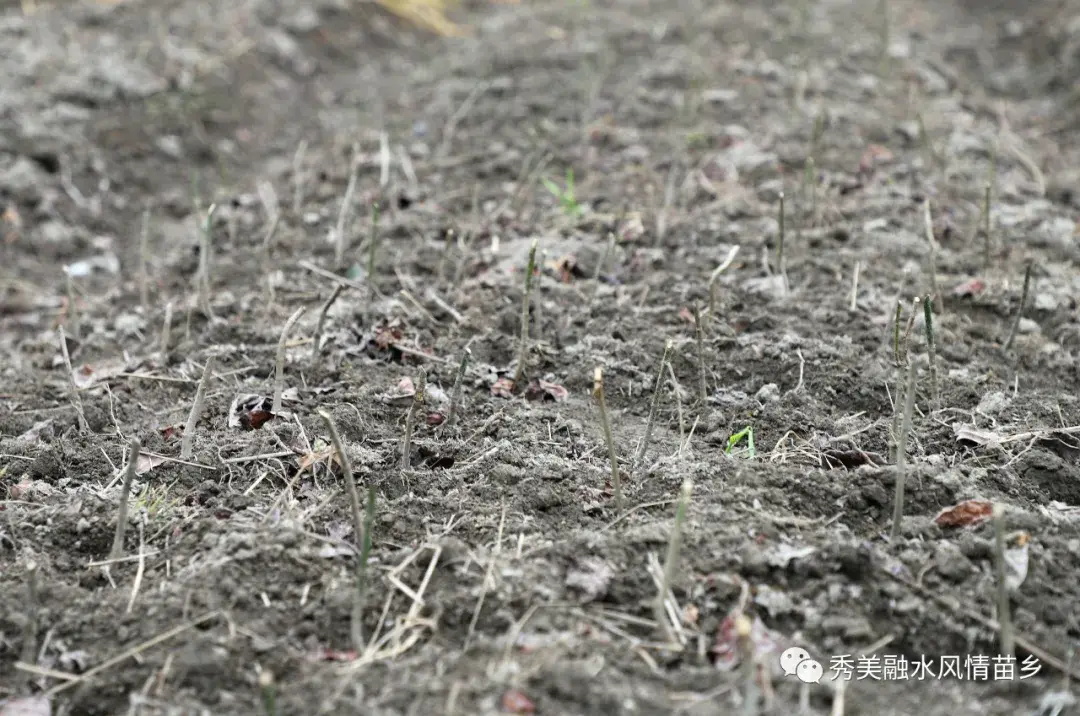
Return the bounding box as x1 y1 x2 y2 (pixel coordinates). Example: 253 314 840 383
3 0 1080 714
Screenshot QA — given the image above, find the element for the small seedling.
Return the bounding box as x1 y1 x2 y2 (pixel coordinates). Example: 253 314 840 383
890 358 917 541
512 240 539 388
318 408 367 651
923 295 939 407
542 169 583 218
981 182 993 267
181 358 213 460
1002 262 1032 354
991 503 1014 657
311 287 343 361
636 340 674 468
334 146 360 270
725 426 756 459
365 202 381 303
272 307 306 415
197 204 217 317
110 437 141 560
656 478 692 642
447 348 471 427
402 367 426 470
593 367 622 513
160 301 173 364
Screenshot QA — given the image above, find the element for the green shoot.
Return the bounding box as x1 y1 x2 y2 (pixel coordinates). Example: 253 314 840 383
542 169 583 218
726 426 756 458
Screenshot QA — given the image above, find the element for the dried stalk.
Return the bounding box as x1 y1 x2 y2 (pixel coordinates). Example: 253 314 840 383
273 307 306 415
593 367 622 513
512 240 539 388
180 358 213 460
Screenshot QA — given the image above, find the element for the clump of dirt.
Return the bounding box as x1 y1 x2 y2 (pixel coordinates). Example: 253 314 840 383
3 0 1080 714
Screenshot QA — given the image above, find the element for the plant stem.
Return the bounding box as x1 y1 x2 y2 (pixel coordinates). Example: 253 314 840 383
636 340 674 468
58 326 89 433
656 478 692 642
318 408 366 652
1002 262 1032 354
110 437 141 560
273 307 306 415
181 358 213 460
991 503 1014 657
311 286 343 361
923 295 938 407
197 204 217 317
694 305 707 404
512 240 539 387
890 358 917 541
366 202 381 304
447 348 471 427
776 192 787 289
334 146 359 271
402 367 426 470
593 367 622 513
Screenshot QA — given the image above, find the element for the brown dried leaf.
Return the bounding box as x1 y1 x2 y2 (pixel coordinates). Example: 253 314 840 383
501 689 536 714
934 499 993 528
491 377 515 398
525 379 569 402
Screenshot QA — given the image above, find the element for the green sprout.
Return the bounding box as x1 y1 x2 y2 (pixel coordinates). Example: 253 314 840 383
542 169 583 218
725 426 756 458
